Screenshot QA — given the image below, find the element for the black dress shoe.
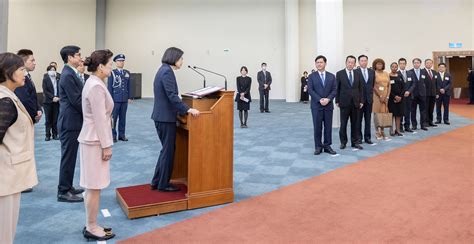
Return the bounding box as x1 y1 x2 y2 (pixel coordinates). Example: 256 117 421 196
429 123 437 127
118 137 129 141
435 121 442 124
158 184 180 192
314 148 323 155
399 128 405 133
365 139 374 145
444 121 450 125
22 188 33 193
83 229 115 241
70 187 84 195
260 110 264 113
405 128 414 133
340 144 346 149
352 144 363 150
265 110 271 113
52 135 59 140
150 184 158 190
324 147 337 155
113 138 118 143
58 192 84 202
412 126 417 130
45 137 51 141
421 127 428 131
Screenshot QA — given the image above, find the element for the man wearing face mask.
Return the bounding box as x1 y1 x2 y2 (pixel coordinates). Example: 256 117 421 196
257 62 272 113
42 65 61 141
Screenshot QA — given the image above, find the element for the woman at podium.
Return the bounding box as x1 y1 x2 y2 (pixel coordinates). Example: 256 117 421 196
150 47 200 192
235 66 252 128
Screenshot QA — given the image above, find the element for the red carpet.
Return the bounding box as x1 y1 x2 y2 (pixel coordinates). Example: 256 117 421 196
116 184 187 207
451 98 470 105
120 106 474 243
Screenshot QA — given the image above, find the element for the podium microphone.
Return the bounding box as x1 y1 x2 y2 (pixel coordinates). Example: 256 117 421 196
188 65 206 88
193 66 227 90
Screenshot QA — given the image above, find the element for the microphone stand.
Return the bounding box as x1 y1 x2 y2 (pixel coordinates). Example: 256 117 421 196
193 66 227 90
188 65 206 88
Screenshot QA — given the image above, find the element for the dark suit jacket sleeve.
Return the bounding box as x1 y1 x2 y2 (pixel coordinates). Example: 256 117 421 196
42 76 53 102
445 75 452 91
107 75 113 95
307 75 321 101
407 72 416 94
162 70 189 115
267 72 272 85
328 74 337 101
62 74 82 113
257 72 263 85
246 78 251 94
358 74 364 104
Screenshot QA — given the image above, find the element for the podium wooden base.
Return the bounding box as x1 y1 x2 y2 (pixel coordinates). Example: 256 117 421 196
116 183 188 219
116 182 234 219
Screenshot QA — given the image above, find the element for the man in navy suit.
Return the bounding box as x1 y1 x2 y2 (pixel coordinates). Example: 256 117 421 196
355 55 375 144
407 58 428 131
336 55 365 150
422 59 438 127
57 45 85 203
151 47 200 192
308 55 337 155
257 63 272 113
435 63 451 125
14 49 42 124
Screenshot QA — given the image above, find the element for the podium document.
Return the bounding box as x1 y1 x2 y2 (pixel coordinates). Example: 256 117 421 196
116 90 234 219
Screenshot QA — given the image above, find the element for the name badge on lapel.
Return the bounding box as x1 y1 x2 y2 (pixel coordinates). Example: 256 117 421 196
390 80 395 84
125 73 130 78
421 75 426 79
435 75 438 79
446 77 450 80
378 86 385 91
408 77 412 81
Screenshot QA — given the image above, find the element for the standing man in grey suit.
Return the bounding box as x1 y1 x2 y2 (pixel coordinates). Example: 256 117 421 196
257 62 272 113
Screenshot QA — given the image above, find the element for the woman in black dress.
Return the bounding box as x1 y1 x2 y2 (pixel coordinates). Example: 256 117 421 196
235 66 251 128
388 62 404 136
300 71 309 103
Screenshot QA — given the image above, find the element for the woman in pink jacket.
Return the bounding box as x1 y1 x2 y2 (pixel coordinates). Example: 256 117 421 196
79 50 115 241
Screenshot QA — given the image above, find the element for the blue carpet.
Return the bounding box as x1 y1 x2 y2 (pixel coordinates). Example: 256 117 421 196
15 99 474 243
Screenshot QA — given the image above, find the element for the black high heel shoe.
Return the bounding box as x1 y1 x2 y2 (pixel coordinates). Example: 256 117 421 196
83 229 115 241
83 226 112 234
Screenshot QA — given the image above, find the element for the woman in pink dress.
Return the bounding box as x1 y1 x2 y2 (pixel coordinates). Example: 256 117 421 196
79 49 115 241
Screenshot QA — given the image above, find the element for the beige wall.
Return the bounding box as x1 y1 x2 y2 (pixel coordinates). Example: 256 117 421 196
7 0 96 92
343 0 473 70
299 0 317 75
106 0 286 98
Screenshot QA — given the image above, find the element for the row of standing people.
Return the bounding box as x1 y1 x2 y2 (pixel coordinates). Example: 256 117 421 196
307 55 451 156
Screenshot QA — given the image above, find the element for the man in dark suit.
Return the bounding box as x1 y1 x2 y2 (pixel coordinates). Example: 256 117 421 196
398 58 412 133
42 65 61 141
422 59 438 127
57 45 85 203
257 62 272 113
435 63 451 124
336 55 364 150
77 60 90 83
355 55 375 144
468 68 474 104
407 58 428 131
14 49 42 193
151 47 200 192
14 49 42 124
308 55 337 155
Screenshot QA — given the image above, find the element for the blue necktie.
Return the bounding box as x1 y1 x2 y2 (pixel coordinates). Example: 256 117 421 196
320 73 325 86
415 69 420 80
349 71 353 86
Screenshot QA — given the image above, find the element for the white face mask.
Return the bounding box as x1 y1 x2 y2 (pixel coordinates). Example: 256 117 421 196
48 71 56 76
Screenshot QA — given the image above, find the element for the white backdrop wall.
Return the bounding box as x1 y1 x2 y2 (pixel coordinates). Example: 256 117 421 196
7 0 96 92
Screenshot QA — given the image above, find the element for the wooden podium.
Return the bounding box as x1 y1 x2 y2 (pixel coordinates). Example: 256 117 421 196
116 90 234 219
